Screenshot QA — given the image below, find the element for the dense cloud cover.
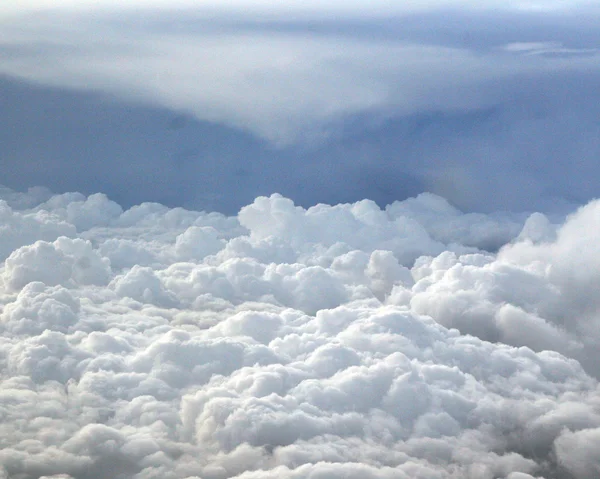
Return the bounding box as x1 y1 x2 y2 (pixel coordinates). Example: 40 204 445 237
1 186 600 479
2 2 600 477
1 2 600 212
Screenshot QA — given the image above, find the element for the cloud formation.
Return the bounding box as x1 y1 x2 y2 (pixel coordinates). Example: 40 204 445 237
0 185 599 478
2 2 599 477
1 2 599 214
2 7 599 145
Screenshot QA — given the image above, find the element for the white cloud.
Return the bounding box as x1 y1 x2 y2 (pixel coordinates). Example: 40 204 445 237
3 237 111 290
1 282 80 335
2 2 600 477
0 185 599 477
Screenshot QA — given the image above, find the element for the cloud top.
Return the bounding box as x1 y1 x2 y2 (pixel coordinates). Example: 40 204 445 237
0 186 599 478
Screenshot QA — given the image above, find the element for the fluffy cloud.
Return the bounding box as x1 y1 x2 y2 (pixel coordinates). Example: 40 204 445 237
3 237 111 290
0 185 599 478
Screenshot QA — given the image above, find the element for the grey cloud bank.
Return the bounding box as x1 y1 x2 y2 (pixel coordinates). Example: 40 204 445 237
1 73 599 214
1 4 600 213
1 187 600 478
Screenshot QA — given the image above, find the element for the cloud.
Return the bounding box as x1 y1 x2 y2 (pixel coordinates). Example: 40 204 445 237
1 3 600 215
3 237 112 290
2 2 600 478
0 185 599 478
401 198 600 376
1 0 595 18
502 41 599 57
1 5 600 146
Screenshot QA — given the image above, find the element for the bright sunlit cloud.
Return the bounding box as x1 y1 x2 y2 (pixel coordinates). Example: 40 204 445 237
0 186 600 478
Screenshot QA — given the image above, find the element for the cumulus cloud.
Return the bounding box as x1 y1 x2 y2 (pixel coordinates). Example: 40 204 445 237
0 185 599 478
2 2 600 478
3 237 111 290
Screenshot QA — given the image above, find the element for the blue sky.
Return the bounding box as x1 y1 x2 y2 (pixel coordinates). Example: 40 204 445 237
1 1 599 213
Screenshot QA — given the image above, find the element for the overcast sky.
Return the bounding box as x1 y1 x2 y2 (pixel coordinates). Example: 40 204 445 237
1 1 600 213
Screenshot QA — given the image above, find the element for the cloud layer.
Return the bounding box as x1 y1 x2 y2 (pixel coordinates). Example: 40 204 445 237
1 186 600 478
1 3 600 213
3 6 599 145
2 3 599 477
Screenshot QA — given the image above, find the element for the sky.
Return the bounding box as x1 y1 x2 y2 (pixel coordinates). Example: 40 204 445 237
2 0 600 212
1 2 600 479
